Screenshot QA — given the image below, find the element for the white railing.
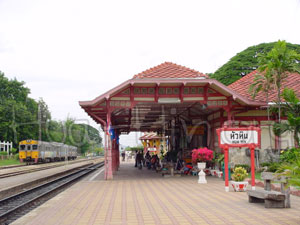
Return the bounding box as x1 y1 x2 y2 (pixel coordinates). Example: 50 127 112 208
0 141 13 155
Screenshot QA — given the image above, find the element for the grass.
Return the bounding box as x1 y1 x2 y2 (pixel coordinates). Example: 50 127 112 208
248 172 262 180
0 158 24 167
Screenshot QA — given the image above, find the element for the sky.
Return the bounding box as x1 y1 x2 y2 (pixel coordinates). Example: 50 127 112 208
0 0 300 146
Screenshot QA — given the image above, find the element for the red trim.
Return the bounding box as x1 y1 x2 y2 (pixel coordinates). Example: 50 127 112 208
216 126 261 148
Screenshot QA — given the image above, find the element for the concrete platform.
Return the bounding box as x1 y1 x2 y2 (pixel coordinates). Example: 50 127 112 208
0 158 102 194
12 160 300 225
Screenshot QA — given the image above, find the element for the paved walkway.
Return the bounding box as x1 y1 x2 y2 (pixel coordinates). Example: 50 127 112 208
12 160 300 225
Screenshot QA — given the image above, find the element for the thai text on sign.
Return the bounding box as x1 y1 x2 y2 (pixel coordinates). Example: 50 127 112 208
220 130 258 145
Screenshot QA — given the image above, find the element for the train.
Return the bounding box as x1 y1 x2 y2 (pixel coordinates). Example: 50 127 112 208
19 140 78 164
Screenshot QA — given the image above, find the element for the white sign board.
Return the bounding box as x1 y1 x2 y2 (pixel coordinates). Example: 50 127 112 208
220 130 258 145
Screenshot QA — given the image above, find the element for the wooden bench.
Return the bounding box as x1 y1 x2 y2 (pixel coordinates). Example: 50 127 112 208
247 172 290 208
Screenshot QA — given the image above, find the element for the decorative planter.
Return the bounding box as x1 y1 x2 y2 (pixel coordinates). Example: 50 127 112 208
230 181 248 192
197 162 207 184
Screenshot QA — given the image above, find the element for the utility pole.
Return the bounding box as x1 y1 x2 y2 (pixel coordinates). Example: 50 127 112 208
38 103 42 141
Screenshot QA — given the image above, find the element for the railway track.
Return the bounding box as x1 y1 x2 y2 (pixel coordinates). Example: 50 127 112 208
0 157 103 179
0 162 104 224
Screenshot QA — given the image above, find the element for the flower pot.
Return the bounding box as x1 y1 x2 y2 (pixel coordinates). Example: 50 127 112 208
230 181 248 192
197 162 206 170
197 162 207 184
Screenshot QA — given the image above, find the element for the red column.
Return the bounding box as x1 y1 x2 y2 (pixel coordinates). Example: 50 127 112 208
250 145 256 190
105 112 113 180
224 145 229 192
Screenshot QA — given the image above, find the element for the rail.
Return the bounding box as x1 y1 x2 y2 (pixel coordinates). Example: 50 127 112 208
0 162 104 224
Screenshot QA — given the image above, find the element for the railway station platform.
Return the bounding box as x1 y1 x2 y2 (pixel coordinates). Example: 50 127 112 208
12 160 300 225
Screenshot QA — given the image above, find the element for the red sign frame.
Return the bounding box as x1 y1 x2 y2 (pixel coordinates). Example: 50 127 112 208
216 126 261 192
216 126 261 148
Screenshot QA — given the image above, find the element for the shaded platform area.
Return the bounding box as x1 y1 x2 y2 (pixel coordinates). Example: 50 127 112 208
13 161 300 225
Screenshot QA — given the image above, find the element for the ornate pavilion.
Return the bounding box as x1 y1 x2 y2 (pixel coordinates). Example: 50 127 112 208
79 62 299 179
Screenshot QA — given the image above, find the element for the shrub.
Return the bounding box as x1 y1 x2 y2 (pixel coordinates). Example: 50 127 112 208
260 162 281 172
234 164 250 172
232 167 248 182
260 162 271 167
268 162 281 172
14 153 19 160
280 148 300 163
0 151 8 156
11 148 17 155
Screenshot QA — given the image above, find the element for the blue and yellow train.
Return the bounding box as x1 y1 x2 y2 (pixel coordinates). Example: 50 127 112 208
19 140 77 164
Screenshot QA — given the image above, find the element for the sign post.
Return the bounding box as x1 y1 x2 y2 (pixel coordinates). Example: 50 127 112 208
216 126 261 192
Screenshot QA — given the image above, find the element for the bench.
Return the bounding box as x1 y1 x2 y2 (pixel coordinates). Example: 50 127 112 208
247 172 290 208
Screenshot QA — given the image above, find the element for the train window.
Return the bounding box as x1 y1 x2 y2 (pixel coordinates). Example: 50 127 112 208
27 145 31 150
32 145 38 150
20 145 26 150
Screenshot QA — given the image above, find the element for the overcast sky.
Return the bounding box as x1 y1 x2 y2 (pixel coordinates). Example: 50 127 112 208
0 0 300 146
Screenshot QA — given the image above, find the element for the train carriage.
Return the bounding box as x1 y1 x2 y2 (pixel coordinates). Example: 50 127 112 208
19 140 78 164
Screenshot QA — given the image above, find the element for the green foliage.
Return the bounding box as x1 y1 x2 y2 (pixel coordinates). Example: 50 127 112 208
273 89 300 147
211 42 300 85
0 71 102 153
257 40 300 124
279 148 300 163
11 148 17 154
129 146 144 152
14 153 19 160
0 151 8 156
276 154 300 189
94 147 104 156
234 164 250 172
216 154 224 163
260 162 281 172
232 167 248 182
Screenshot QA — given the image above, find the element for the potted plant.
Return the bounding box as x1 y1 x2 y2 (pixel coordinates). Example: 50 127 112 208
191 147 213 183
230 167 249 191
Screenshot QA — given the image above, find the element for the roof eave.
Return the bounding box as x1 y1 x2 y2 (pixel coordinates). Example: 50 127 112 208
79 78 266 108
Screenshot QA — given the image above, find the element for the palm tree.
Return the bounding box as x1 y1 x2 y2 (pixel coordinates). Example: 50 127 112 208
273 88 300 148
249 71 274 120
257 40 300 150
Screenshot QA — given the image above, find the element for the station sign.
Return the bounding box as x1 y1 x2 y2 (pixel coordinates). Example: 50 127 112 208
216 126 261 192
217 126 261 148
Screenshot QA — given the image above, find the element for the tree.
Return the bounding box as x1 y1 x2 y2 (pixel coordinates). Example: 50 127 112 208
257 40 300 123
211 42 300 85
273 89 300 147
249 72 274 120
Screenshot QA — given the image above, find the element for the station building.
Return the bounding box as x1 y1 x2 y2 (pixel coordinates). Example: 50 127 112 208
79 62 300 179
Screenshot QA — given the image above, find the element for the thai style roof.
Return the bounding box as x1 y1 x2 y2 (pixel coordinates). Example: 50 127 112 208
133 62 208 79
228 70 300 102
79 63 265 108
79 62 268 131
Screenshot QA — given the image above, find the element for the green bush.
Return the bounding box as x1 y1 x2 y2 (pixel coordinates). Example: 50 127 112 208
0 151 8 156
280 148 300 163
11 148 17 155
14 153 19 160
234 164 250 172
268 162 281 172
260 162 281 172
260 162 271 167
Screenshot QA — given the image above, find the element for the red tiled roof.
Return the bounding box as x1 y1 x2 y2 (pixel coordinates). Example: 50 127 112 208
133 62 208 79
228 70 300 102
